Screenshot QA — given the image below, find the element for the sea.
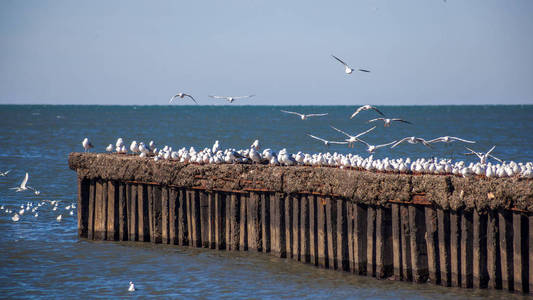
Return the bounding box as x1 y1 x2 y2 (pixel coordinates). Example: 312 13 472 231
0 105 532 299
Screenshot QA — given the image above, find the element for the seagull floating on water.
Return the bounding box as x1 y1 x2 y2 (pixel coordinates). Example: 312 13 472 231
350 105 385 119
330 126 376 148
128 281 135 292
368 117 412 127
82 138 94 152
280 110 328 120
428 136 476 144
56 214 62 222
331 55 370 74
307 134 348 147
208 95 255 103
0 170 11 176
169 92 198 104
12 213 20 222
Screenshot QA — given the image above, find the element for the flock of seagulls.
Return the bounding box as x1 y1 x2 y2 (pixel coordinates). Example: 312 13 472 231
1 198 75 223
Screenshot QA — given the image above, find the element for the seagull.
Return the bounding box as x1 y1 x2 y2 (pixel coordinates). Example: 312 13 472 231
208 95 255 103
331 55 370 74
465 146 502 165
56 214 62 222
280 110 328 120
128 281 135 292
0 170 11 176
368 118 412 127
358 139 398 153
106 144 113 152
169 92 198 104
428 136 476 144
82 137 94 152
391 137 432 148
330 126 376 148
350 105 385 119
251 139 260 150
12 213 20 222
9 172 36 192
307 134 348 147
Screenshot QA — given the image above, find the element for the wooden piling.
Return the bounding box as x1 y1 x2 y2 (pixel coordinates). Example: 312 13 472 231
168 188 178 245
230 193 240 250
327 197 337 270
300 195 310 264
499 210 514 291
487 210 501 289
512 212 525 293
161 186 169 244
391 204 402 280
138 184 149 242
178 189 188 246
425 207 439 284
400 205 412 281
438 209 451 287
88 180 95 240
354 203 367 275
309 195 318 266
409 205 428 283
208 192 216 249
128 183 138 241
473 211 487 289
367 205 376 277
347 202 355 273
461 210 473 288
450 211 461 287
292 195 301 261
200 191 209 248
239 193 248 251
214 192 226 250
106 181 119 241
376 207 392 278
118 182 128 241
77 178 90 238
247 193 261 252
317 196 327 268
285 195 293 259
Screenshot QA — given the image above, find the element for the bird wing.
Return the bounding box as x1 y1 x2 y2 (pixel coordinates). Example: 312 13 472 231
390 137 411 148
331 55 349 67
376 140 398 149
427 137 444 143
392 119 412 124
21 172 28 188
233 95 255 99
367 118 384 123
449 136 475 143
417 138 433 148
329 141 349 145
281 110 303 116
358 69 371 73
355 126 376 138
370 106 385 116
350 106 364 119
356 139 371 147
486 145 496 156
307 134 327 143
208 95 226 99
330 125 352 138
488 154 503 163
184 94 198 104
306 113 328 117
169 95 178 103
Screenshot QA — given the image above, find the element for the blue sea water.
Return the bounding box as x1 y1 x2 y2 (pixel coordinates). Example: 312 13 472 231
0 105 532 299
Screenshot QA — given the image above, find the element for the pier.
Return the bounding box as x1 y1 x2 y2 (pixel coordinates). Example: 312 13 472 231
69 153 533 294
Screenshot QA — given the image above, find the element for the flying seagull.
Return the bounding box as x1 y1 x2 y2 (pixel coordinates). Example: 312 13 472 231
368 118 412 127
209 95 255 103
464 146 502 165
169 92 198 104
330 126 376 148
307 134 348 146
331 55 370 74
281 110 328 120
350 104 385 119
358 139 398 153
0 170 11 177
391 137 432 148
428 136 476 144
9 172 37 192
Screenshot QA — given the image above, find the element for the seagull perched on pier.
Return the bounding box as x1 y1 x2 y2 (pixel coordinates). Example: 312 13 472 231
251 139 260 150
428 136 476 144
368 117 412 127
464 146 502 165
82 138 94 152
0 170 11 176
391 137 432 148
330 126 376 148
331 55 370 74
9 172 36 192
209 95 255 103
350 105 385 119
169 92 198 104
307 134 348 147
281 110 328 120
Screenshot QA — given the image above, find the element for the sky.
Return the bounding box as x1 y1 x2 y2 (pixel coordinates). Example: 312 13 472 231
1 0 532 105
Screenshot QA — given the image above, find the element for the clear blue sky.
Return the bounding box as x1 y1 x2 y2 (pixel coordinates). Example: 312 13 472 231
1 0 532 105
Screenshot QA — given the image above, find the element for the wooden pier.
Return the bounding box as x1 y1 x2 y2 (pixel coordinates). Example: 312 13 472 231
70 153 533 294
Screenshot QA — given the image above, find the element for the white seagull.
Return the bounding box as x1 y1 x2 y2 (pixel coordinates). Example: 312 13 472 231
251 139 260 150
307 134 348 147
331 55 371 74
465 146 502 165
169 92 198 104
391 137 432 148
368 117 412 127
330 126 376 148
358 140 398 153
350 105 385 119
10 172 36 192
208 95 255 103
428 136 476 144
281 110 328 120
0 170 11 176
128 281 136 292
106 144 113 152
82 137 94 152
12 213 20 222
